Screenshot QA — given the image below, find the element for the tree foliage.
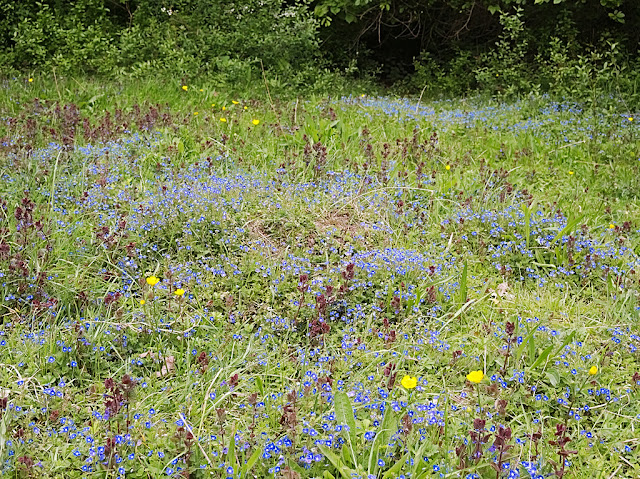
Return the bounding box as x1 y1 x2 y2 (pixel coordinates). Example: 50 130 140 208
0 0 638 95
0 0 321 79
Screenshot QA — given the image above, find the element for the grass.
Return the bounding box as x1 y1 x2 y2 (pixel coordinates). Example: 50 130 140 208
0 75 639 478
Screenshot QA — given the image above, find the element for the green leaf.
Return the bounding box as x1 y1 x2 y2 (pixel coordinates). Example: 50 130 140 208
334 390 356 445
318 444 354 479
546 370 560 387
87 93 104 105
411 440 439 476
241 446 262 477
0 412 7 457
609 10 625 22
374 405 399 453
227 427 239 475
314 5 329 17
382 453 408 478
514 326 537 367
255 376 264 397
550 213 584 246
529 344 554 370
522 200 536 249
529 331 575 371
458 261 468 304
553 331 576 359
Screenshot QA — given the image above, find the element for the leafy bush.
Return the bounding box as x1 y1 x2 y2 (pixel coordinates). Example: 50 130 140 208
314 0 638 98
0 0 321 83
474 8 534 96
0 0 638 98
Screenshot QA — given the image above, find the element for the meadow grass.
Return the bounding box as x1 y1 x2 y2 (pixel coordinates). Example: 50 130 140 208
0 76 639 478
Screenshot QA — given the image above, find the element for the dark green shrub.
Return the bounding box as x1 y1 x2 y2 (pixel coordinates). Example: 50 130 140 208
0 0 321 81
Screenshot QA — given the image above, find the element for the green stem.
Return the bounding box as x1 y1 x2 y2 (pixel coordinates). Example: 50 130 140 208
476 384 483 414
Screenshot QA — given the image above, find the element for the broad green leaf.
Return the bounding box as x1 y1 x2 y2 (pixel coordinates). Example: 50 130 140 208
318 444 354 479
382 453 408 478
546 370 560 387
241 446 262 477
374 405 399 453
334 390 356 445
529 344 554 370
255 376 264 397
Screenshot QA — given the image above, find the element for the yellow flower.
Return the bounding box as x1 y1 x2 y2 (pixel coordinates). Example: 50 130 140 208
629 117 634 122
401 375 417 389
28 78 33 83
211 103 216 107
199 88 203 92
139 299 146 305
252 119 260 125
181 85 188 91
194 112 198 115
222 106 226 111
568 171 574 175
466 370 484 383
445 165 451 171
232 100 239 105
361 94 366 98
609 224 615 229
589 366 598 375
175 288 185 296
220 117 227 122
146 276 160 286
244 106 248 110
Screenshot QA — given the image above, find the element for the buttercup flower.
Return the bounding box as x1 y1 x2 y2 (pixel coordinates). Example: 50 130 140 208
146 276 160 286
232 100 239 105
181 85 188 91
28 78 33 83
220 117 227 123
445 165 451 171
252 119 260 125
139 299 146 305
589 366 598 375
401 375 417 389
175 289 185 296
467 370 484 383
